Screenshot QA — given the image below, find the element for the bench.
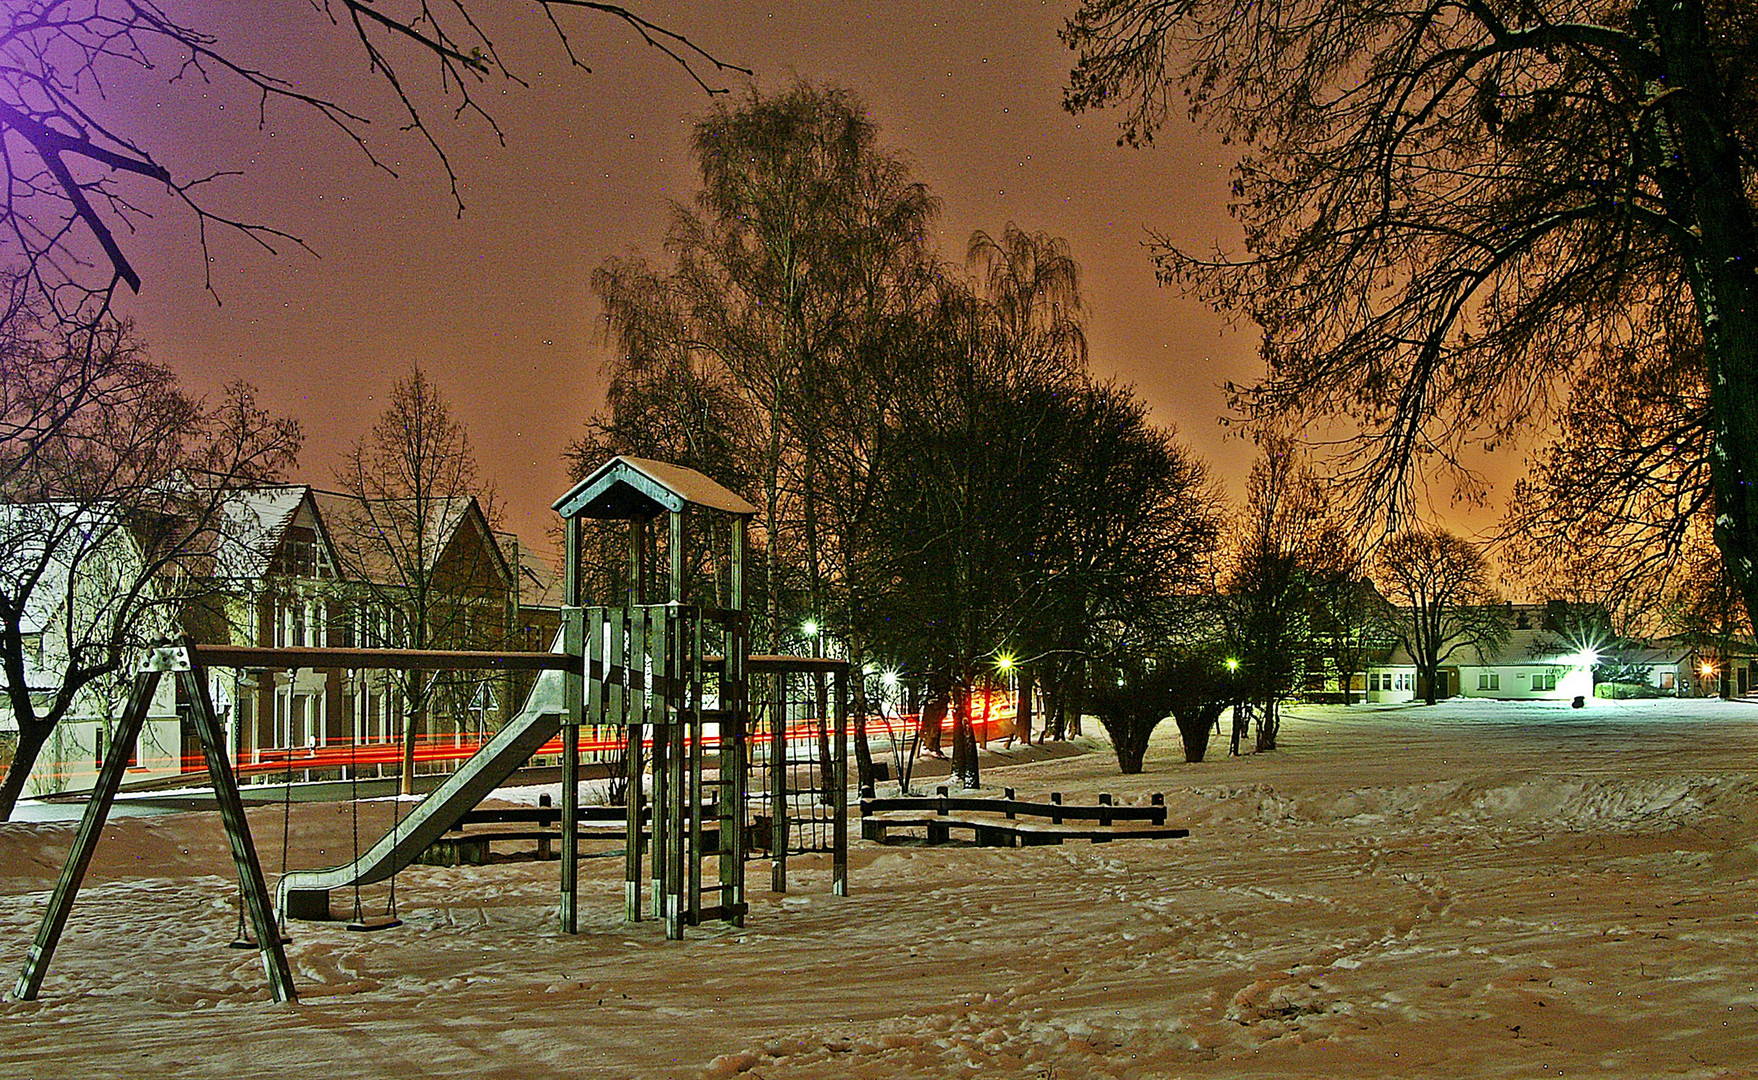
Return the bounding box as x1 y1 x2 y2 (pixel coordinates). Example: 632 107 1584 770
419 802 732 866
859 787 1188 847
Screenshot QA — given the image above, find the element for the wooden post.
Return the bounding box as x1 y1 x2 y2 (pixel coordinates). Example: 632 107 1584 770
178 662 298 1003
719 613 747 925
560 515 584 934
625 519 649 923
14 670 164 1002
621 612 642 923
833 664 848 897
687 611 704 927
724 518 748 924
730 517 745 613
770 670 787 893
642 609 666 922
664 611 687 939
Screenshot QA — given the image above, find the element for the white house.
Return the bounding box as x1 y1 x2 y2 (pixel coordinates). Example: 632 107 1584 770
1454 627 1595 701
1362 605 1599 703
1363 649 1419 703
0 504 180 797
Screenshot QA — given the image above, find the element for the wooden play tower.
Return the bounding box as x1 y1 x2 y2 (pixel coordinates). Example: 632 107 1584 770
558 456 751 937
556 456 850 937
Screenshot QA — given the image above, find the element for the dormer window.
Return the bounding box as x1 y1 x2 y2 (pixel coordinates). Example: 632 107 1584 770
273 526 333 579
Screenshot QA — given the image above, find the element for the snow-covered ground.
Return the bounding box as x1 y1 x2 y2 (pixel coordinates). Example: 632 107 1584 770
4 697 1758 1078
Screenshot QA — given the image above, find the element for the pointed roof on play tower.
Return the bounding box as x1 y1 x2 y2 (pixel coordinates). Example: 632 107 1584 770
551 456 756 521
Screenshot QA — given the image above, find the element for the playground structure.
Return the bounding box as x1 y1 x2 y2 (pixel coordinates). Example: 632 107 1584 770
12 457 849 1004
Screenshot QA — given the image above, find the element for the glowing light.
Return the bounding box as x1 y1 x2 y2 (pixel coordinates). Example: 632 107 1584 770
1225 658 1239 673
802 618 820 637
1571 650 1599 668
1701 662 1716 677
995 652 1015 673
880 669 899 689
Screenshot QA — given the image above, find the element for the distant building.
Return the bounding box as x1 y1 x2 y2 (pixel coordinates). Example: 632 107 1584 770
1361 602 1599 703
3 485 562 796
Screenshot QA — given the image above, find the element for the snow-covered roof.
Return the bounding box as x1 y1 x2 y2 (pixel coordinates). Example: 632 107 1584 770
313 489 507 586
212 486 309 579
553 455 757 520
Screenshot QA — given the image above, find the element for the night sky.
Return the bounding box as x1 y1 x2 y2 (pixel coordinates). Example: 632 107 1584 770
113 1 1509 554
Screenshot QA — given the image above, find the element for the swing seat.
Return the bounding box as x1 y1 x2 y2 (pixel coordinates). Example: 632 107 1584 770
228 928 292 950
345 914 403 933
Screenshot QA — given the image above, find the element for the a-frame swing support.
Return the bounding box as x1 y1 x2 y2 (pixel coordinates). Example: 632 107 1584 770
12 644 297 1004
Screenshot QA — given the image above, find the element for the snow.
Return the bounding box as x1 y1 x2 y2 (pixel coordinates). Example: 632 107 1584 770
5 696 1758 1077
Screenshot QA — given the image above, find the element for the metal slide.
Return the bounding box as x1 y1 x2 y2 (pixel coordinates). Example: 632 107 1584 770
277 637 570 920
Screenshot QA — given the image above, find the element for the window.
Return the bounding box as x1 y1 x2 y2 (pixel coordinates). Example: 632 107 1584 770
1397 673 1412 691
1478 672 1501 691
21 632 42 667
1532 671 1557 692
1661 671 1676 691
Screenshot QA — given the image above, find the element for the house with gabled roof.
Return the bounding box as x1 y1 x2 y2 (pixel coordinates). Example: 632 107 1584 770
3 480 561 797
0 503 181 796
1362 602 1600 703
199 484 354 769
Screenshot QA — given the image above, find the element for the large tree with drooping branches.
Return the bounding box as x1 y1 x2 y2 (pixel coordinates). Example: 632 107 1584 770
1062 0 1758 625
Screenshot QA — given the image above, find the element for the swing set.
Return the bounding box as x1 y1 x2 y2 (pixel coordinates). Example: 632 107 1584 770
11 457 850 1005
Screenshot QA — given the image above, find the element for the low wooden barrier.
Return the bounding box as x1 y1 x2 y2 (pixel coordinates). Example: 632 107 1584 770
859 787 1189 847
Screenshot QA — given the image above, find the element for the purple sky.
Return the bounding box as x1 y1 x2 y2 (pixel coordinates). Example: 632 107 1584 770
113 1 1514 554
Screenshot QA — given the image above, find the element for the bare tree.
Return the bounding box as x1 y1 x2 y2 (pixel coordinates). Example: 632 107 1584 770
1498 317 1711 633
332 364 501 795
1374 528 1508 705
0 0 744 326
1062 0 1758 626
1220 435 1338 751
0 305 300 818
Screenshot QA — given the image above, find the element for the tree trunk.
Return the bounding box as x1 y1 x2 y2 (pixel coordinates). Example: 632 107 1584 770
951 683 979 788
1015 669 1036 745
1176 704 1221 763
0 721 52 820
1065 661 1085 737
1105 718 1147 774
921 679 947 755
1646 0 1758 630
401 700 424 796
849 669 876 797
1256 698 1279 752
